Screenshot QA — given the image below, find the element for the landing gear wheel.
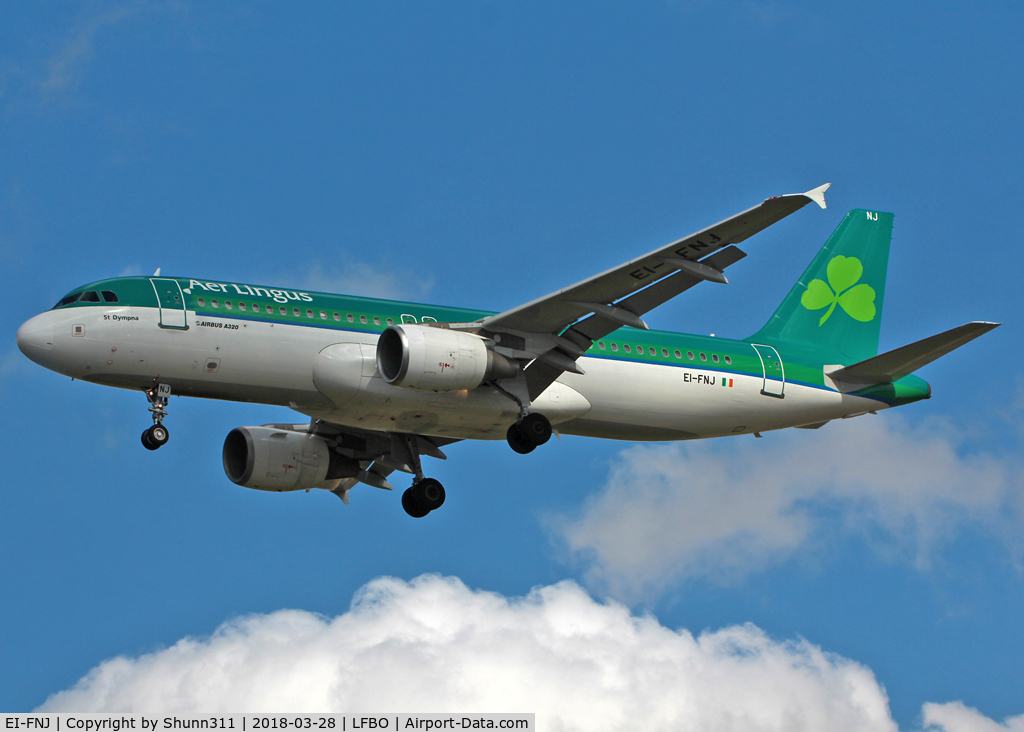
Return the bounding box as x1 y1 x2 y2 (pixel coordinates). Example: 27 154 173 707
507 423 536 454
141 424 169 450
520 412 552 446
141 429 158 450
150 424 169 447
415 478 446 511
402 488 430 518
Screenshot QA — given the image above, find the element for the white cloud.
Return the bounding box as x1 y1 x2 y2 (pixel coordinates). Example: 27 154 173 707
923 702 1024 732
35 575 1021 730
39 574 901 730
295 261 434 301
553 415 1023 598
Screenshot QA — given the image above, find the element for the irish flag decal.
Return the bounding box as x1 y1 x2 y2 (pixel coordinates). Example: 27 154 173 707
721 378 734 388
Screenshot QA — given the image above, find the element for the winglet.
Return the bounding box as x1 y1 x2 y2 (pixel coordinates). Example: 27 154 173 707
153 268 161 277
803 183 830 210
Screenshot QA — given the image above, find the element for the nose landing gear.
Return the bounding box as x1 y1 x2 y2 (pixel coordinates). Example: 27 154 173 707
142 423 169 450
141 383 171 451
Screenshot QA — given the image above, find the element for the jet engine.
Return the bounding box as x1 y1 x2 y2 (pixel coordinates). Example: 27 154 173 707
222 426 359 492
376 324 517 391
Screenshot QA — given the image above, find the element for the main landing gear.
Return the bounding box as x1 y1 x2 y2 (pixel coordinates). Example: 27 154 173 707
399 434 446 518
141 383 172 451
401 478 446 518
506 412 552 454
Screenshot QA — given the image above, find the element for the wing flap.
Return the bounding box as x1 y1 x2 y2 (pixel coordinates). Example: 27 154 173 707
568 246 746 343
827 321 1000 385
305 420 460 502
523 248 750 398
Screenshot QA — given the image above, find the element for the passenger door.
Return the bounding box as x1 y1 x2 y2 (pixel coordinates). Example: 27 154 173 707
150 278 187 329
751 344 785 398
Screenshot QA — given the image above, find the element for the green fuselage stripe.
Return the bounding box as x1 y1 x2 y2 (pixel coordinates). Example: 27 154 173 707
52 275 930 406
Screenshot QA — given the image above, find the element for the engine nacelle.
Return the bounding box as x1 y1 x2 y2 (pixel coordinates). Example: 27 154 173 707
376 324 517 391
222 426 359 492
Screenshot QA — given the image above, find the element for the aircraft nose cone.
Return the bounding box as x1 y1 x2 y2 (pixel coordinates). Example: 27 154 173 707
16 312 55 363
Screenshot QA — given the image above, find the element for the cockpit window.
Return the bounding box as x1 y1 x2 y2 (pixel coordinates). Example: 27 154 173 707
53 288 119 309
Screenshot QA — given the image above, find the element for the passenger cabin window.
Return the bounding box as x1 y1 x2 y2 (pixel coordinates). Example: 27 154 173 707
700 353 707 361
197 297 206 307
386 318 394 325
674 350 682 358
611 343 618 352
636 346 644 355
360 315 367 324
599 342 606 350
239 303 246 311
624 345 631 353
712 354 719 363
212 299 219 308
79 291 101 303
225 301 233 309
320 311 327 320
333 313 340 321
725 356 732 365
101 291 119 303
687 351 694 360
293 308 301 316
373 316 380 325
662 348 669 357
306 309 314 318
347 314 355 323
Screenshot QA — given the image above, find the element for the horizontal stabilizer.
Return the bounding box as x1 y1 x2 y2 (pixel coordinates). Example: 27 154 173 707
827 321 1000 385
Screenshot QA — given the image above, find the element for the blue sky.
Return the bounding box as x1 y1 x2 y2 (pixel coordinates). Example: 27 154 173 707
2 2 1023 728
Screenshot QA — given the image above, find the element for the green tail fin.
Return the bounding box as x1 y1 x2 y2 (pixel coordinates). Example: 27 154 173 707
748 209 893 363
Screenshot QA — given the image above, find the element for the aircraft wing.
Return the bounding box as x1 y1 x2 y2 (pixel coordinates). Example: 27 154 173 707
275 421 460 503
482 184 829 335
476 184 830 397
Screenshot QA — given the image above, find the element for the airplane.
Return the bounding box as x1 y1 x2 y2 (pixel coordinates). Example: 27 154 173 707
15 184 999 518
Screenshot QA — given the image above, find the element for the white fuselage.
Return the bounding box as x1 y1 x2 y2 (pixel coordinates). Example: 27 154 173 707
18 302 888 442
